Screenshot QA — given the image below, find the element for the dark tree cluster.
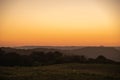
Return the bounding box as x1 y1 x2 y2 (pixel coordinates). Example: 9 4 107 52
0 48 117 66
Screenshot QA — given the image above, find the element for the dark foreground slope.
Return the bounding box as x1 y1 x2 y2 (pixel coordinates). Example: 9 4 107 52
0 64 120 80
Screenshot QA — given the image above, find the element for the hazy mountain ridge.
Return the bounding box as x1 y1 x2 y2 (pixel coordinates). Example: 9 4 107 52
1 46 120 61
15 46 84 50
61 47 120 61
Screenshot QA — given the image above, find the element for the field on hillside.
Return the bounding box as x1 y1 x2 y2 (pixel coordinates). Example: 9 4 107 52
0 64 120 80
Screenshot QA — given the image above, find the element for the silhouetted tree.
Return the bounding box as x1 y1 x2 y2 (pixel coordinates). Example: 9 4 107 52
79 55 87 63
52 51 63 63
45 51 63 64
95 55 114 63
88 58 96 63
69 55 81 63
30 51 45 65
62 55 87 63
3 52 21 66
0 48 5 66
0 48 117 66
20 55 33 66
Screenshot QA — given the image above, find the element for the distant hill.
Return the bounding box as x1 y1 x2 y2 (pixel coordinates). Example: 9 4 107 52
61 47 120 61
1 46 120 61
116 47 120 51
15 46 84 50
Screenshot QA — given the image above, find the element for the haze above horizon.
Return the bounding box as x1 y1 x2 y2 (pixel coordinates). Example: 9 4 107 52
0 0 120 46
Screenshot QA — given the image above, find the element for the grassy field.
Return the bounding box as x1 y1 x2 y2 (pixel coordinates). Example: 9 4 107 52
0 63 120 80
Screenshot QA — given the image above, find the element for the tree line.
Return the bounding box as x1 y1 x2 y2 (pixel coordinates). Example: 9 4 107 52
0 48 118 66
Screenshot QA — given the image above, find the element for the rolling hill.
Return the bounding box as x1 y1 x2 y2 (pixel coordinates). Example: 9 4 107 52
1 46 120 61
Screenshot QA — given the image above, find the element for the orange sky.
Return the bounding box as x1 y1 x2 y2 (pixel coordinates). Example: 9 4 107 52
0 0 120 46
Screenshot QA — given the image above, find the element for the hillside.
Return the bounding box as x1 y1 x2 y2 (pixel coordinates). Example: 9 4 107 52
1 46 120 61
61 47 120 61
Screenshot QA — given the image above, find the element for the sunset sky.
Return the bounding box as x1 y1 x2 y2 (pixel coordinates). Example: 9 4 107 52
0 0 120 46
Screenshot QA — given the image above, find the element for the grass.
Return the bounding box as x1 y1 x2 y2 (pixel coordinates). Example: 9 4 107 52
0 63 120 80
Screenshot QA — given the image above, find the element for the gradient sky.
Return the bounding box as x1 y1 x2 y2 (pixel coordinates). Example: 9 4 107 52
0 0 120 46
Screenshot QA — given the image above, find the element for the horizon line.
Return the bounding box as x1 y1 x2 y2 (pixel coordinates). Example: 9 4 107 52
0 45 120 48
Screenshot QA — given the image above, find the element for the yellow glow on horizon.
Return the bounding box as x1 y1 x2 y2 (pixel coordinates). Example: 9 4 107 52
0 0 119 46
